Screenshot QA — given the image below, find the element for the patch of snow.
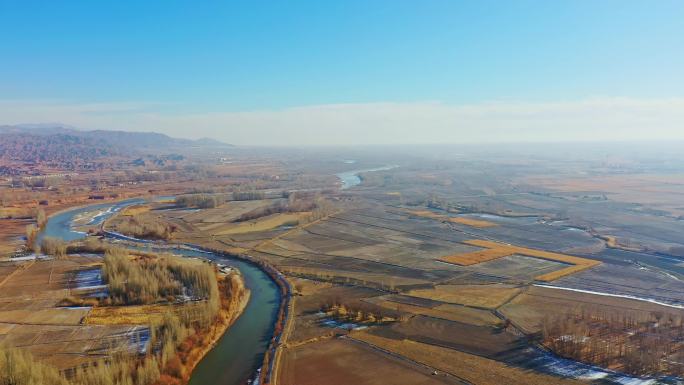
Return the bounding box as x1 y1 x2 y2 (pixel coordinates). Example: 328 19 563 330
534 284 684 310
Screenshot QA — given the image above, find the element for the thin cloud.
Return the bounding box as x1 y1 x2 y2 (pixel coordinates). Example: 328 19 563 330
1 97 683 145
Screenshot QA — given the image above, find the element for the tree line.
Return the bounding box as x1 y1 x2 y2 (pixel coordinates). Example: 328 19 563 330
542 307 684 376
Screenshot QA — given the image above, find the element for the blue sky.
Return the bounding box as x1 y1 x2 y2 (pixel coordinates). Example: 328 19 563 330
1 1 683 145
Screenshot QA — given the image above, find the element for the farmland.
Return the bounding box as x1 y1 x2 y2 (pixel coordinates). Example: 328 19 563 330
438 240 601 281
3 143 684 384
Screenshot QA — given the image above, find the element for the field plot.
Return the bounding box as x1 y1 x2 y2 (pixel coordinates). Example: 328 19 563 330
368 315 520 358
0 219 30 256
499 285 684 334
468 255 571 281
3 323 149 370
289 284 385 343
0 254 158 372
363 296 501 326
406 284 521 309
274 208 480 273
350 332 586 385
439 240 600 281
549 262 684 307
167 200 269 227
447 217 497 228
0 308 88 325
523 173 684 217
85 303 178 325
214 212 306 235
406 210 498 228
279 338 457 385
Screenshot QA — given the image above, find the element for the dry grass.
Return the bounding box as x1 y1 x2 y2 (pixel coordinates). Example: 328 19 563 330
0 308 89 325
350 332 587 385
405 210 445 220
84 304 178 325
0 206 35 219
362 296 501 326
214 212 308 235
0 219 28 256
120 204 151 216
447 217 497 228
407 210 497 228
407 284 521 309
438 240 600 281
439 246 515 266
282 266 429 289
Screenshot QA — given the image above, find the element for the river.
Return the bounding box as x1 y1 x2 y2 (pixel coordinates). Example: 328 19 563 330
336 165 397 189
41 199 279 385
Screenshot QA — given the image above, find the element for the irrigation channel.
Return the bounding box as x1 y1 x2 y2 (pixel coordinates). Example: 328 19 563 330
41 198 280 385
40 194 672 385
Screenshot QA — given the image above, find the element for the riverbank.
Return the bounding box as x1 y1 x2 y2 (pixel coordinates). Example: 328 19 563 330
179 272 251 384
173 243 292 385
32 199 275 385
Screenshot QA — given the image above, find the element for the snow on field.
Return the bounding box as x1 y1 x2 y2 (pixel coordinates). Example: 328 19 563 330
534 284 684 310
74 268 103 288
6 253 52 262
524 346 664 384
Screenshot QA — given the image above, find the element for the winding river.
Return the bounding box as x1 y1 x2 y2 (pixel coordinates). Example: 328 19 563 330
42 199 280 385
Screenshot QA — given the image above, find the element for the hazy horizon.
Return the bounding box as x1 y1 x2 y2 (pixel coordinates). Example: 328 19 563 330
1 1 682 145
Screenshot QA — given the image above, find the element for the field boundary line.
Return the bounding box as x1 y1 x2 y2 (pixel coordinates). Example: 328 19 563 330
345 335 473 385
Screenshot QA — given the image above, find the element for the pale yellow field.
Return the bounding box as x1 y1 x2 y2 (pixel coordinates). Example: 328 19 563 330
406 209 445 220
120 204 151 216
407 284 521 309
447 217 497 228
0 207 34 219
0 308 88 325
439 245 515 266
214 213 308 235
438 239 600 281
406 210 499 228
85 303 180 325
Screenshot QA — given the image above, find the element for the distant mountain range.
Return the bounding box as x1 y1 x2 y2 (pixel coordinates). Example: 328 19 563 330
0 124 231 164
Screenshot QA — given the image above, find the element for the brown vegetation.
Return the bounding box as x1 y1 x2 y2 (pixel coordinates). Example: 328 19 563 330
0 344 68 385
235 194 316 222
320 297 397 324
40 237 68 258
102 249 218 307
25 224 38 251
447 216 497 228
115 214 176 240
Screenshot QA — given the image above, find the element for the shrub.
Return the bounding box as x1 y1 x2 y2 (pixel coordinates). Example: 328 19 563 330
116 215 174 240
175 194 224 208
40 237 67 258
0 344 67 385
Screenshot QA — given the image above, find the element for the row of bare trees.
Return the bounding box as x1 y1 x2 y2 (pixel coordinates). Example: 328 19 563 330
319 296 399 323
